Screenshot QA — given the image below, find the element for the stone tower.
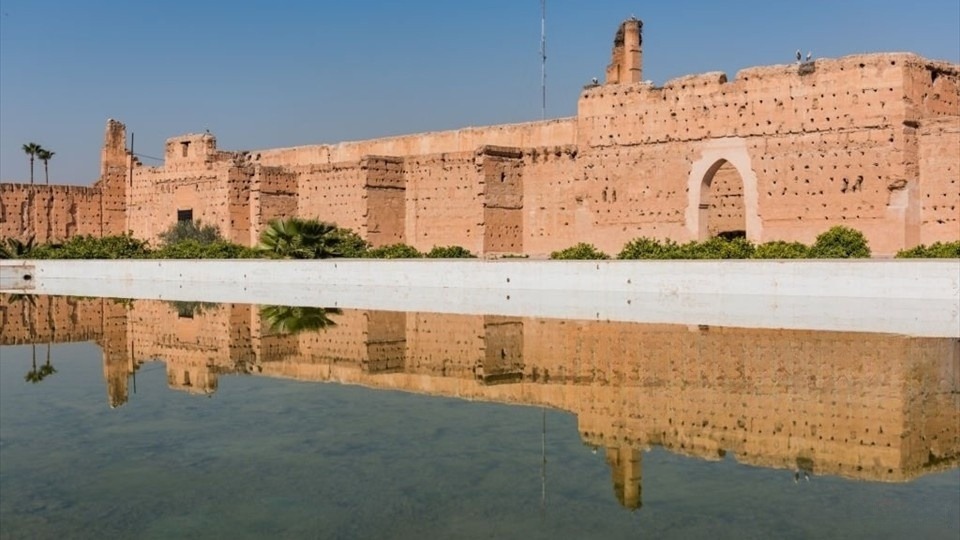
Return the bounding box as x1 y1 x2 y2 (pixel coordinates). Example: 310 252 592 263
605 18 643 85
97 119 129 236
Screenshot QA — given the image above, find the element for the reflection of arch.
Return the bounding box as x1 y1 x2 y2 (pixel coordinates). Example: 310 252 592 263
686 138 761 242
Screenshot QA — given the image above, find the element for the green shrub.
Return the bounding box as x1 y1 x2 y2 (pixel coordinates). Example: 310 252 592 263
158 220 222 246
426 245 476 258
365 243 422 259
151 239 259 259
28 234 150 259
550 243 610 260
618 237 683 259
327 228 370 258
809 226 871 258
678 236 756 259
896 241 960 258
753 240 810 259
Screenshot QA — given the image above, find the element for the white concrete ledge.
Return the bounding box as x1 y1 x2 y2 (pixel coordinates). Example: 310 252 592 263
2 259 958 337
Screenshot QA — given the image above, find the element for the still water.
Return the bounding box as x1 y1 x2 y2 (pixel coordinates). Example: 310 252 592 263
1 294 958 539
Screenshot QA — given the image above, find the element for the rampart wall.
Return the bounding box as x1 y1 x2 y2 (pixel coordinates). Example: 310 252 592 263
919 117 960 244
1 21 957 256
0 184 102 243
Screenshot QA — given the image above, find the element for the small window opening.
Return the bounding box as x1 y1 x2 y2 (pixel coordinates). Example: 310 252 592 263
177 209 193 222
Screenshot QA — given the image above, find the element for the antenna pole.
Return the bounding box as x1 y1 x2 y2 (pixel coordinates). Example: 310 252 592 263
129 132 134 186
540 0 546 120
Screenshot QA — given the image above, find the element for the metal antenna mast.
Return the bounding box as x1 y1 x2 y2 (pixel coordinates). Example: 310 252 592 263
539 0 549 521
540 0 546 120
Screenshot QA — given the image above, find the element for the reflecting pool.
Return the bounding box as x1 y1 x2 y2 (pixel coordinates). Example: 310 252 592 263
1 294 958 539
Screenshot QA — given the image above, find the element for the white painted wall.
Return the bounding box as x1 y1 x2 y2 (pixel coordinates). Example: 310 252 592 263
2 259 958 337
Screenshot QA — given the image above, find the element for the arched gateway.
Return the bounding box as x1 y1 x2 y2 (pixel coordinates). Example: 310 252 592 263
701 159 746 239
686 138 762 242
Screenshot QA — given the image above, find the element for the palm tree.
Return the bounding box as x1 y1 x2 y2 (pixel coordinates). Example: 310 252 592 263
22 142 43 185
37 148 55 185
1 236 35 259
259 217 341 259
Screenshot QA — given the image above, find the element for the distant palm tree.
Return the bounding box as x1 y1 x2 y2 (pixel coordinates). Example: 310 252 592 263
22 142 43 185
36 148 54 185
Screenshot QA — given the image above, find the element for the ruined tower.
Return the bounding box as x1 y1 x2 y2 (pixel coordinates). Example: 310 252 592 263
96 119 129 236
605 18 642 84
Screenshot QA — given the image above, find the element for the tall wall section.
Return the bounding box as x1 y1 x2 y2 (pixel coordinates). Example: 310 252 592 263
403 151 485 253
574 53 954 256
0 184 102 243
128 133 239 244
918 116 960 244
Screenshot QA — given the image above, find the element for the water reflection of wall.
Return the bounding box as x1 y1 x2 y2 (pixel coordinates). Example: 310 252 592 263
2 295 958 505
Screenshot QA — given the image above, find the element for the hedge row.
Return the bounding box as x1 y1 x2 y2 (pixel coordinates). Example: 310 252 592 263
3 223 957 261
552 227 958 260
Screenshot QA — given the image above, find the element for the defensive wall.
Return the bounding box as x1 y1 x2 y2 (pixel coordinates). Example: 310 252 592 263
2 294 958 510
1 19 958 256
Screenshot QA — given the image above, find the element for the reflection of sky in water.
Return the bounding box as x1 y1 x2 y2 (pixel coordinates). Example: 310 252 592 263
0 297 958 539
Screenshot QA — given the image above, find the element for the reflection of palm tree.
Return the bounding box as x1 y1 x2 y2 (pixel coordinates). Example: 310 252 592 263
7 293 37 308
24 343 56 383
40 343 57 379
260 305 341 334
24 343 41 383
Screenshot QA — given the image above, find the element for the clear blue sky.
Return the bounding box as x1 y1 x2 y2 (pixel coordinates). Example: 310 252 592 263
1 0 958 185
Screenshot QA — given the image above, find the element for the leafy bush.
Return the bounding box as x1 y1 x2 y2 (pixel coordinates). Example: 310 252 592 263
365 243 422 259
618 237 683 259
158 220 222 246
426 245 476 258
28 234 150 259
550 243 610 260
752 240 810 259
326 228 370 258
896 241 960 258
809 226 871 258
151 239 259 259
678 236 755 259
